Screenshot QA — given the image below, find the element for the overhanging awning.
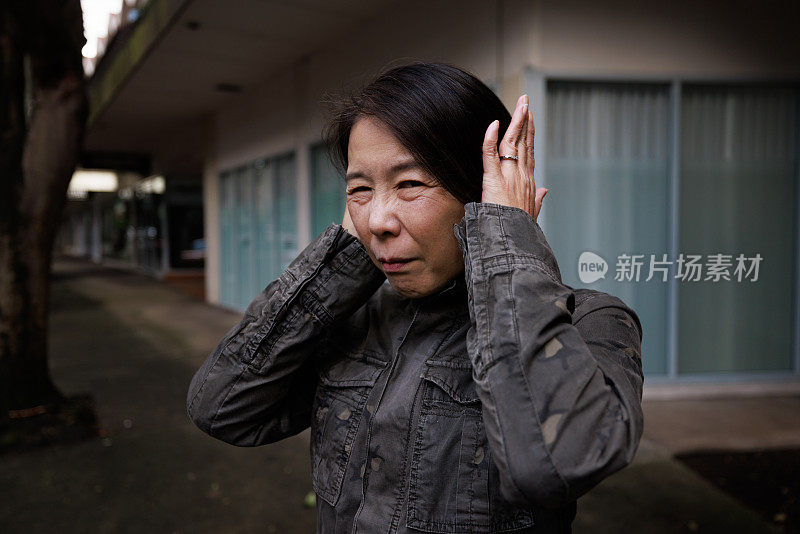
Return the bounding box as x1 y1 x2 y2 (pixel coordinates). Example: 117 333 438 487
86 0 397 153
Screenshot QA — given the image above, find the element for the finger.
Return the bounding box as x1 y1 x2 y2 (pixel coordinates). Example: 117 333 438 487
534 187 547 221
517 109 534 211
518 106 530 169
482 119 501 178
521 109 536 197
499 95 528 158
342 203 358 239
342 203 350 227
525 108 535 176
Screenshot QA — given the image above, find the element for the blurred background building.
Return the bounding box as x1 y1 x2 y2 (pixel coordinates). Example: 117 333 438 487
61 0 800 386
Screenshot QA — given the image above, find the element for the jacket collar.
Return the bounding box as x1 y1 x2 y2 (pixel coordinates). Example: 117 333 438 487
411 271 469 312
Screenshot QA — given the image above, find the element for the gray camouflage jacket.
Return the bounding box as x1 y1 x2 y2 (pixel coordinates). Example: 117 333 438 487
187 202 644 533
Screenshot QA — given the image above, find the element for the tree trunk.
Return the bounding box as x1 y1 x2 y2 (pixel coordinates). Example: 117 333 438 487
0 0 86 419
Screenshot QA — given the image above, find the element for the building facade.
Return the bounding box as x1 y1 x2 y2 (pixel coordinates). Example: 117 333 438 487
83 0 800 386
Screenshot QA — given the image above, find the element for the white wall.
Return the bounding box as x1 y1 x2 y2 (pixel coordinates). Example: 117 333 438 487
201 116 220 305
533 0 800 78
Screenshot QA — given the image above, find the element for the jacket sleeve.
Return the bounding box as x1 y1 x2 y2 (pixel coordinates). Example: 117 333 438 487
186 223 385 446
453 202 644 508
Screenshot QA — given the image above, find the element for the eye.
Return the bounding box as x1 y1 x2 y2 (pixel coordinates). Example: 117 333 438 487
347 185 371 195
398 180 425 189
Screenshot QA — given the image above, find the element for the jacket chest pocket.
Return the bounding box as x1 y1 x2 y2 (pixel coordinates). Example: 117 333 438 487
311 353 386 507
407 360 535 533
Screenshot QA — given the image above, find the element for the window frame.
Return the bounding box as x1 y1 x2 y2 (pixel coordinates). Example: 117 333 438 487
525 67 800 381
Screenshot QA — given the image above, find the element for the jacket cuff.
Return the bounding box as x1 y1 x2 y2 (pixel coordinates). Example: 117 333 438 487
301 224 387 322
238 223 385 370
271 223 385 323
453 202 563 285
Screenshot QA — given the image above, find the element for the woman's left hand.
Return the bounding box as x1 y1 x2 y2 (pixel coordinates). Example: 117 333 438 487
481 94 548 222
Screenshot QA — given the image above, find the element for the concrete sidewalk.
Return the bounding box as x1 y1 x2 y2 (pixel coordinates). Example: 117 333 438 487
1 258 794 533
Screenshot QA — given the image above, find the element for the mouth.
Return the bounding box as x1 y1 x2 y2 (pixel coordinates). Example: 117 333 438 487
377 256 415 273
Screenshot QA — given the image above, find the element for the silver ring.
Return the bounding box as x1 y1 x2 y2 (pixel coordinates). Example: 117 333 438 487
499 155 519 161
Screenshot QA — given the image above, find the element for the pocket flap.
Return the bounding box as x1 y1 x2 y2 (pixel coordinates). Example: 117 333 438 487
319 352 386 387
421 360 480 404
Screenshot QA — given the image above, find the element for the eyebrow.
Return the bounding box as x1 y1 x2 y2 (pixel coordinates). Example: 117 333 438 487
345 160 421 182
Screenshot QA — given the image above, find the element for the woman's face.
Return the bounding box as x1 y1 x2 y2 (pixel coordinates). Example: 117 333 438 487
346 117 466 299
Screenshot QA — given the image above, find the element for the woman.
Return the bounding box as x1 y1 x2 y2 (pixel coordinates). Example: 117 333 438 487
187 62 644 533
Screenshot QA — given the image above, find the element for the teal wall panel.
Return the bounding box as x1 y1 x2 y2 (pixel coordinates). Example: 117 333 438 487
219 153 298 311
545 80 799 377
678 85 798 373
310 143 345 238
546 81 671 376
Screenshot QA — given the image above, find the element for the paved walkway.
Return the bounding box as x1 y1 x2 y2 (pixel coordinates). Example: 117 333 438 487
1 258 795 533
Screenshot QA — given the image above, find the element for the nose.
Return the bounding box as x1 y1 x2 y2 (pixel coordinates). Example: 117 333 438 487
368 194 402 238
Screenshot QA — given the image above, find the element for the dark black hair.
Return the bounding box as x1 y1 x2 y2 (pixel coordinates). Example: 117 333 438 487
323 62 512 204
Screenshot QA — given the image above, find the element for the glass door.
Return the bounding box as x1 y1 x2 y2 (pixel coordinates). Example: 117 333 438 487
545 81 672 375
